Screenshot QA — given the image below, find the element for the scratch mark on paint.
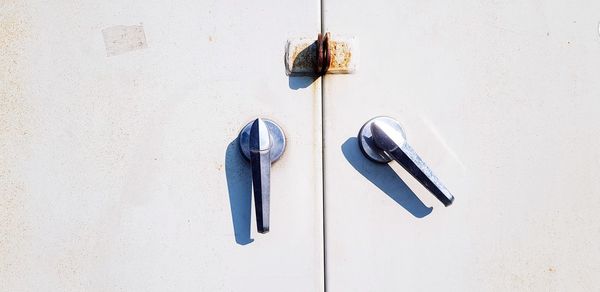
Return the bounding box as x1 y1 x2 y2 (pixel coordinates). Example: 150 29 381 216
421 117 467 171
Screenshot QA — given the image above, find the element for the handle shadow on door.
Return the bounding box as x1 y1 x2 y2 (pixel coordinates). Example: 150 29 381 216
225 139 254 245
341 138 433 218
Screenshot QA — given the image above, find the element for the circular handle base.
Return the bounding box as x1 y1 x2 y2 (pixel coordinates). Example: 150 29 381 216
358 116 406 163
238 119 286 162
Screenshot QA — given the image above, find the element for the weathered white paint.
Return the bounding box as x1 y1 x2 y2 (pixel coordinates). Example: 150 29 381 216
0 0 323 291
5 1 600 291
323 1 600 291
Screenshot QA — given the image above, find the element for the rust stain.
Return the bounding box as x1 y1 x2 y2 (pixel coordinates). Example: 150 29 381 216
0 0 33 286
328 40 352 72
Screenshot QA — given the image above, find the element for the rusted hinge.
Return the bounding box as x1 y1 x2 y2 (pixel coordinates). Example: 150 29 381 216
285 32 358 76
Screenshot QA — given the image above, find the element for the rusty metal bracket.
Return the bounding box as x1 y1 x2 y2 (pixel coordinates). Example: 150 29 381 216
285 33 358 76
315 32 331 75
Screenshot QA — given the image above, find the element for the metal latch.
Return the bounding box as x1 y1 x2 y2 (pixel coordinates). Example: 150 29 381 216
285 32 358 76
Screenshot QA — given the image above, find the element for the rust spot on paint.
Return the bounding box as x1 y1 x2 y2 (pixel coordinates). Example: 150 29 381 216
329 40 352 72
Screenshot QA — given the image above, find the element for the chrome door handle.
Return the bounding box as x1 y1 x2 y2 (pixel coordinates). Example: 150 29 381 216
238 118 286 233
358 117 454 206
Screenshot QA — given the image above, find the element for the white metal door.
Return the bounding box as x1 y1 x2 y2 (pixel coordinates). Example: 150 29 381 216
1 1 323 291
323 1 600 291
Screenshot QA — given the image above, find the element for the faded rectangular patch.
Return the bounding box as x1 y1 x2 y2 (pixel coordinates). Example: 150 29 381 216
102 24 148 57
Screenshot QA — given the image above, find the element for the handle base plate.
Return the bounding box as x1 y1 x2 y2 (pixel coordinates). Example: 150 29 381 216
358 116 406 163
239 119 286 162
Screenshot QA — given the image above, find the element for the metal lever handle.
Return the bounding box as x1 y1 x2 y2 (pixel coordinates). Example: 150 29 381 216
358 117 454 206
238 118 286 233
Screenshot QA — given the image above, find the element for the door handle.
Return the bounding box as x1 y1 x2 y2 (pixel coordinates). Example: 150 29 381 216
358 116 455 206
238 118 286 233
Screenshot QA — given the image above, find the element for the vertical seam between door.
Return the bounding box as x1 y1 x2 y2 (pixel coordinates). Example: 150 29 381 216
320 0 327 291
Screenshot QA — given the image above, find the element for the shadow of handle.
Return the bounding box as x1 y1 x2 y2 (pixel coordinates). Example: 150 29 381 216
341 138 433 218
225 140 254 245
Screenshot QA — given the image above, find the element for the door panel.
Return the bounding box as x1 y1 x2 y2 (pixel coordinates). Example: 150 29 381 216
323 1 600 291
1 1 322 291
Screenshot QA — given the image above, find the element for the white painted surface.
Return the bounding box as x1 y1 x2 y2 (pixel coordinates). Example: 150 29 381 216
323 1 600 291
6 1 600 291
1 1 323 291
